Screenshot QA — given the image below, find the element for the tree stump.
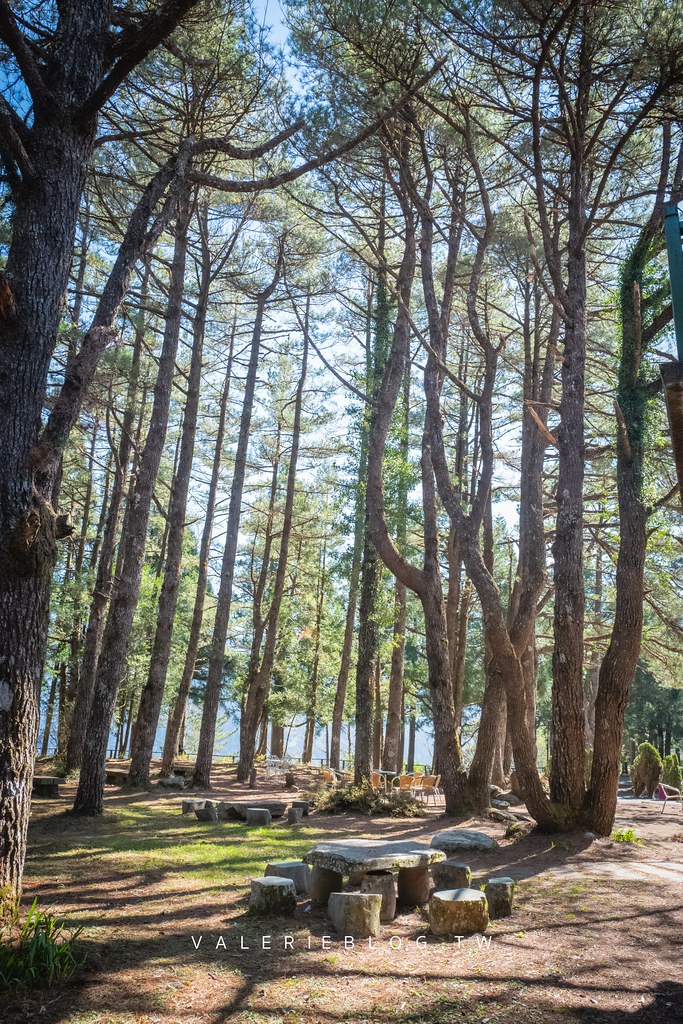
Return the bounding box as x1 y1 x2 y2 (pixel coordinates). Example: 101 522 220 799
248 768 257 789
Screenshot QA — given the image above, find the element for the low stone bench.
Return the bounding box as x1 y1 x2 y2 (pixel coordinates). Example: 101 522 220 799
250 876 296 915
32 776 61 798
105 768 129 785
246 807 272 826
310 865 343 905
432 861 472 890
292 800 309 817
182 799 205 815
195 800 218 822
428 888 489 936
265 860 310 894
360 869 396 922
485 876 515 919
220 800 287 821
286 806 304 824
328 892 381 938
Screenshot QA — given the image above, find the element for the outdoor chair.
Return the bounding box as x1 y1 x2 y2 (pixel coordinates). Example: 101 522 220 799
392 773 423 796
371 771 385 791
416 774 442 805
321 767 340 787
655 782 683 812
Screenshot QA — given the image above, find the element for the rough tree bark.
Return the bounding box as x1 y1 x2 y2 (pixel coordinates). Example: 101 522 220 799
160 321 235 775
65 264 149 771
193 251 284 789
236 302 308 782
73 190 193 815
128 200 210 786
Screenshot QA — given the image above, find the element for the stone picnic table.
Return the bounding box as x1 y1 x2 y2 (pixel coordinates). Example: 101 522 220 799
303 838 446 905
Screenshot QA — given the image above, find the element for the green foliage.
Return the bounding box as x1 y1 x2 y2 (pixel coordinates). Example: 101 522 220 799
311 780 424 817
610 827 643 845
661 753 682 790
0 899 84 989
629 742 662 797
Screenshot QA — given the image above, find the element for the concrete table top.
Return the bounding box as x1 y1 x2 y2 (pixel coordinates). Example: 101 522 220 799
304 838 446 875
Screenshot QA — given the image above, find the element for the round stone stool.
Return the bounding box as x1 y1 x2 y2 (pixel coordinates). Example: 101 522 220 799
265 860 310 894
286 806 304 824
250 876 296 915
431 860 472 890
309 865 343 905
328 892 381 938
428 887 489 935
485 876 515 918
360 869 397 921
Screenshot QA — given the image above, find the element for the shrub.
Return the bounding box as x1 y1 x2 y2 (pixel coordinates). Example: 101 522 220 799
661 753 682 790
629 742 661 797
310 780 424 818
0 899 84 989
611 827 643 845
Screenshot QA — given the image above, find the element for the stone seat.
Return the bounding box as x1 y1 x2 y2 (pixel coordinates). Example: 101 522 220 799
428 887 489 936
485 876 515 918
360 869 396 921
265 860 311 894
32 776 61 798
431 860 472 890
182 799 205 815
246 807 272 826
250 876 296 915
195 800 218 822
328 892 381 938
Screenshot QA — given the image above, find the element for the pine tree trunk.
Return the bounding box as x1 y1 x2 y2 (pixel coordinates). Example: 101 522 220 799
160 322 235 775
40 673 59 758
73 192 192 815
129 205 209 786
382 371 409 772
236 299 308 782
65 267 149 772
194 255 283 789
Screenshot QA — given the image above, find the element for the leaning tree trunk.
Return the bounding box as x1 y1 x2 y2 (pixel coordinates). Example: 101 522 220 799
194 254 283 789
65 265 148 771
586 183 676 833
73 191 192 815
128 207 208 786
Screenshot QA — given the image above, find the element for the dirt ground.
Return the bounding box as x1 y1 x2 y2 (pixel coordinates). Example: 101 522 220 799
3 764 683 1024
